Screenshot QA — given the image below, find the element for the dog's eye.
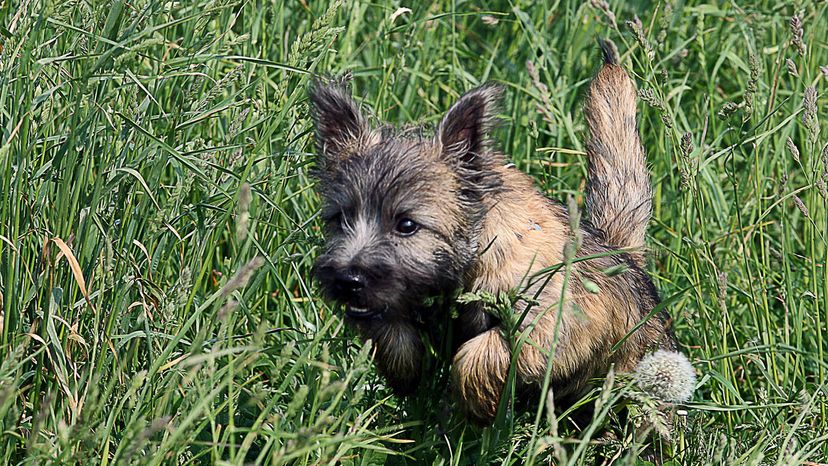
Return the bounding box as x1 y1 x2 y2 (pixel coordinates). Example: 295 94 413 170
394 218 419 236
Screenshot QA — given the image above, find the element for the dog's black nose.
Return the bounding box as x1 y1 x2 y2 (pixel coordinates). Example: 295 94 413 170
334 270 366 297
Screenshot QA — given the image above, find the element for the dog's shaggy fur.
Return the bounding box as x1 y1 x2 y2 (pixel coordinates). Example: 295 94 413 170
311 47 677 424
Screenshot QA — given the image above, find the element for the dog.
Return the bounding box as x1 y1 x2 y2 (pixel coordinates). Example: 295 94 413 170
311 43 678 424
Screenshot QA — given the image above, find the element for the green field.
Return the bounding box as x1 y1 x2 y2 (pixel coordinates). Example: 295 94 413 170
1 0 827 464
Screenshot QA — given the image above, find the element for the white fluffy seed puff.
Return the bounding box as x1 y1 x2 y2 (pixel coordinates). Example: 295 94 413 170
634 350 697 403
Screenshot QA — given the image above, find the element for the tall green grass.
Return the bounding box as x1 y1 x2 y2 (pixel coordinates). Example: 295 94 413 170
1 0 826 464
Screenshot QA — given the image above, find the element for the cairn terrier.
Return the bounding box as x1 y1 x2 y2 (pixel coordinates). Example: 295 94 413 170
311 44 678 424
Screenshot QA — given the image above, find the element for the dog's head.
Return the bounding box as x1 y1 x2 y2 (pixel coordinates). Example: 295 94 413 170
309 80 503 321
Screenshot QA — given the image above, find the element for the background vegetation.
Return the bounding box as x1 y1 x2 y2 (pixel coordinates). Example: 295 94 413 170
1 0 827 463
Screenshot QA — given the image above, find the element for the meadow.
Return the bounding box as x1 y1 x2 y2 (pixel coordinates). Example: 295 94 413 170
1 0 827 464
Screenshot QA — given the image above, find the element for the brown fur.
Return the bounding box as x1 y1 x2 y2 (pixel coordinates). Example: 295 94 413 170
453 162 672 422
310 48 677 425
584 57 652 267
348 315 425 393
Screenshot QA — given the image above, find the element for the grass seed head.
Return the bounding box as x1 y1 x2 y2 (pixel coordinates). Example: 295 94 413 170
590 0 618 29
785 137 800 164
236 182 253 241
790 15 806 56
717 271 728 312
681 132 694 155
817 176 828 200
626 16 654 61
565 195 583 259
803 86 819 142
220 256 265 297
718 101 740 120
785 58 798 77
823 142 828 168
679 132 694 189
793 195 810 218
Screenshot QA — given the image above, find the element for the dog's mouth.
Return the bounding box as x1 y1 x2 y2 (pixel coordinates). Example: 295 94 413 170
345 304 387 319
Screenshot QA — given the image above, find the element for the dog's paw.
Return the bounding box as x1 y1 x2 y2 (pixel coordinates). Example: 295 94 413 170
451 328 511 424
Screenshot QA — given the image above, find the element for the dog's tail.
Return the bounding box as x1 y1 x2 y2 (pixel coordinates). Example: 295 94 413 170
584 39 651 266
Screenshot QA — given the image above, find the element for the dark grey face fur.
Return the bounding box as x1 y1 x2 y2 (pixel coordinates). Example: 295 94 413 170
310 81 503 321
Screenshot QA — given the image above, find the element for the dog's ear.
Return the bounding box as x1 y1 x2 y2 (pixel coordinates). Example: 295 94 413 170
309 81 369 164
437 84 502 171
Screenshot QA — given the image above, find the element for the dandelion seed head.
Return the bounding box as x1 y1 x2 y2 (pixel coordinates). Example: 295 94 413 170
634 350 696 403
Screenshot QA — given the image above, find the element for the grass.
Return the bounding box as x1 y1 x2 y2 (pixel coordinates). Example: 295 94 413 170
1 0 827 464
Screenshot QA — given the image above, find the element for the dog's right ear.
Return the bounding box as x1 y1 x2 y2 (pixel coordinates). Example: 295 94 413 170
437 84 502 171
437 84 504 194
309 81 368 164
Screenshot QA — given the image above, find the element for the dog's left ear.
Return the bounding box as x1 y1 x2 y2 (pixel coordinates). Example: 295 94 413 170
309 81 369 164
437 84 502 171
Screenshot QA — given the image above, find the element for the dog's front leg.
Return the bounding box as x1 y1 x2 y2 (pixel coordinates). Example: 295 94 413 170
452 310 573 424
352 317 425 394
451 327 511 424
